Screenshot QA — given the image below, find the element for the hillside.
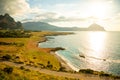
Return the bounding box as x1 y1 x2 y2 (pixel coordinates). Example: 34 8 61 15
23 22 106 31
0 13 23 29
23 22 59 31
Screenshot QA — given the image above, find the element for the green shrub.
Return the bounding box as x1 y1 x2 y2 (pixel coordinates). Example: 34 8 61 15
0 70 7 80
3 67 13 74
20 66 25 70
79 69 94 74
0 30 32 38
99 71 111 77
2 54 12 61
59 66 66 72
46 61 53 69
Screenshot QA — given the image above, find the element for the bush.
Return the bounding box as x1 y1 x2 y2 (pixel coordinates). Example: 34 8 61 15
79 69 94 74
0 70 6 80
2 54 12 61
46 61 53 69
0 30 32 38
99 71 111 77
3 67 13 74
59 66 66 72
20 66 25 70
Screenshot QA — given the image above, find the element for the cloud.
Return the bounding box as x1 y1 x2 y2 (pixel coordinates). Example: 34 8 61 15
0 0 46 21
22 11 88 23
0 0 30 16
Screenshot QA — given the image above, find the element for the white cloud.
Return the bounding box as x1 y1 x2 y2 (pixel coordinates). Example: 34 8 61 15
0 0 30 16
1 0 118 30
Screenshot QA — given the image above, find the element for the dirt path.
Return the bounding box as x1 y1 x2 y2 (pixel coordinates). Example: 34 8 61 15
0 61 117 80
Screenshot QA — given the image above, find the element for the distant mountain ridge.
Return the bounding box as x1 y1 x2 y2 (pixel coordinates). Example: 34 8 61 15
0 13 105 31
0 13 23 29
23 22 106 31
23 22 59 31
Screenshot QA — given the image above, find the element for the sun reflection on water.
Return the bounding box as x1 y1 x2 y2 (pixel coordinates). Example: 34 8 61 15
85 32 108 70
88 32 106 58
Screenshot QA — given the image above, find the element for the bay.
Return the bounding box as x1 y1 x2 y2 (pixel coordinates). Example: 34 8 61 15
39 31 120 76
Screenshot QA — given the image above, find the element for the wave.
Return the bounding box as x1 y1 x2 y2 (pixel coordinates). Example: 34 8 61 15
55 52 79 72
78 53 120 63
88 56 120 63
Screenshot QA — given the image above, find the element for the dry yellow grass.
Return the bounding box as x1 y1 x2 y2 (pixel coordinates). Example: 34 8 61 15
0 63 77 80
0 31 78 80
0 31 63 70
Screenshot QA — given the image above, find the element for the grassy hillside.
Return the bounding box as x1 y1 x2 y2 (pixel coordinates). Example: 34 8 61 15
0 30 75 80
0 31 69 70
0 63 77 80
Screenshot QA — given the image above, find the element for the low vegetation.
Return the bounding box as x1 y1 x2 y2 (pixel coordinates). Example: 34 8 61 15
0 30 31 38
0 30 76 79
1 30 119 80
79 69 120 79
1 54 12 61
0 30 67 70
0 42 24 47
0 63 76 80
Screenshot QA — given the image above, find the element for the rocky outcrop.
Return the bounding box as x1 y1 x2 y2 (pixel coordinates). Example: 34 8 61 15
0 13 23 29
87 23 105 31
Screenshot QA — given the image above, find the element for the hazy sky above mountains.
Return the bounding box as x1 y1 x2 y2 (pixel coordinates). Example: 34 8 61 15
0 0 120 31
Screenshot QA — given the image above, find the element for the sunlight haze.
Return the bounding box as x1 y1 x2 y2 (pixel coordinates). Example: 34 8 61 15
0 0 120 31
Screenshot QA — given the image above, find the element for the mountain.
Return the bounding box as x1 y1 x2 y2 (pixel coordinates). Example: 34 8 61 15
87 23 105 31
23 22 106 31
23 22 83 31
23 22 59 31
0 13 23 29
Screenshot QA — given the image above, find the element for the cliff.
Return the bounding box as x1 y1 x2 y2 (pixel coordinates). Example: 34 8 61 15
0 13 23 29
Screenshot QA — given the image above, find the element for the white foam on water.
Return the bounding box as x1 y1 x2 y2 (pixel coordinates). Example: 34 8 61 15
55 52 79 72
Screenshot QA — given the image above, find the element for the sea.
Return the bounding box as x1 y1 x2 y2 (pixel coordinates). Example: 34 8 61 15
39 31 120 76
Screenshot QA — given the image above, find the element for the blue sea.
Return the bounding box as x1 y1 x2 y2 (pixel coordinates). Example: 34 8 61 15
39 31 120 76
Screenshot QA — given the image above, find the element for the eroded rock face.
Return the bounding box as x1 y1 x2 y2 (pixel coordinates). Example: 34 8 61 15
0 13 23 29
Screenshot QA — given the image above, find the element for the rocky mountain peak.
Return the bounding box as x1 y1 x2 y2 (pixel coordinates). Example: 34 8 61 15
0 13 23 29
88 23 105 31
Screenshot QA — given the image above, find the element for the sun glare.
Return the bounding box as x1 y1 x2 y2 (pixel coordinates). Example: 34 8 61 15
90 3 107 18
86 1 111 19
88 32 106 58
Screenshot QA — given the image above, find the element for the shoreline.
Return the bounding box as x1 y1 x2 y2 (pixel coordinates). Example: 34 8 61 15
38 31 75 71
38 31 120 78
51 51 73 71
54 51 79 72
1 30 120 79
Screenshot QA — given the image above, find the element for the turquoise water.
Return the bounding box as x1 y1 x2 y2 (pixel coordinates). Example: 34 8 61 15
39 31 120 75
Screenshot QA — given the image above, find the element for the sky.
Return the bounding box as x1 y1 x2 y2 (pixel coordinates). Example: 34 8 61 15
0 0 120 31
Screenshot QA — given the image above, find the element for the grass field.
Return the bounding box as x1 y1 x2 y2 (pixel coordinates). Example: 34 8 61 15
0 31 71 70
0 31 76 80
0 63 77 80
